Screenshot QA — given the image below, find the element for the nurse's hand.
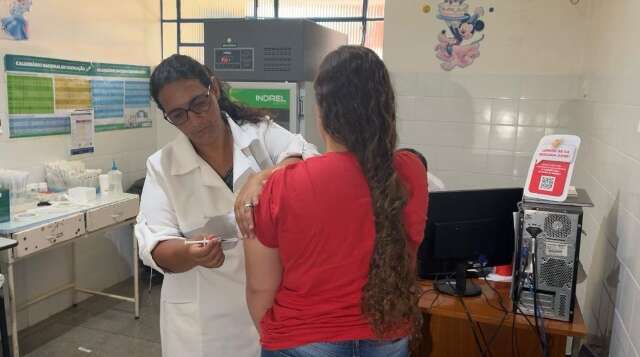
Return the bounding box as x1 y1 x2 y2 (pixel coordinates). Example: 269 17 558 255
234 170 269 240
186 236 225 268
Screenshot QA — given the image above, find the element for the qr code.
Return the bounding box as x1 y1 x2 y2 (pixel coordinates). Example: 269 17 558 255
539 176 555 191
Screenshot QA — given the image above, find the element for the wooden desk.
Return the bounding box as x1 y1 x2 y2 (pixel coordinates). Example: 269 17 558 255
417 279 587 357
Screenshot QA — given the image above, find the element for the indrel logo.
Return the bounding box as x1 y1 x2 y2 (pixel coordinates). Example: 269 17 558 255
256 95 286 104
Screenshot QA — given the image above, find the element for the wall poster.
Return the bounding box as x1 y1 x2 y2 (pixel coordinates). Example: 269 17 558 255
4 54 151 138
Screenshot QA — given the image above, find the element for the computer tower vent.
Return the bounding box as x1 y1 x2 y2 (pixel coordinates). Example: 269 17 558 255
544 214 572 240
559 294 568 317
264 47 292 57
263 47 293 72
540 258 573 288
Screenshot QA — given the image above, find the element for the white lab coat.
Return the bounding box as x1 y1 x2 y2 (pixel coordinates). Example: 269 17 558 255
135 116 317 357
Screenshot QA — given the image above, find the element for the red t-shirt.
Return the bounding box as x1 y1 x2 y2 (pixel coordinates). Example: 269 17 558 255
254 151 428 350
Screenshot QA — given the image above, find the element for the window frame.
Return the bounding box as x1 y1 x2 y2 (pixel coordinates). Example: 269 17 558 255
160 0 383 60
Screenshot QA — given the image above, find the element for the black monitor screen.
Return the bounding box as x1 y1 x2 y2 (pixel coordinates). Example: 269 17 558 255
417 187 523 279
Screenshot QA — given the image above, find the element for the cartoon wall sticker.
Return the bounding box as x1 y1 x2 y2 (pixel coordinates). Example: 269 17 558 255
435 0 492 71
1 0 32 41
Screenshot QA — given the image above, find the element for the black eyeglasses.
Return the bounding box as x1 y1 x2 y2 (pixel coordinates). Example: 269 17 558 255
163 86 212 126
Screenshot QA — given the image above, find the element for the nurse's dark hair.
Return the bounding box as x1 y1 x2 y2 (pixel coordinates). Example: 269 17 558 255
150 54 265 125
314 46 422 339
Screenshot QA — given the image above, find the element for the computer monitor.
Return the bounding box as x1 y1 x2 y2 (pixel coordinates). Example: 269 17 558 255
417 187 523 296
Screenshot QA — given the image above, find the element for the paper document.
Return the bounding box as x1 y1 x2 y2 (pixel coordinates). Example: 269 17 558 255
70 109 95 155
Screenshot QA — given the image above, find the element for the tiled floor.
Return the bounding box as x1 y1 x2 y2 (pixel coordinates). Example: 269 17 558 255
20 275 162 357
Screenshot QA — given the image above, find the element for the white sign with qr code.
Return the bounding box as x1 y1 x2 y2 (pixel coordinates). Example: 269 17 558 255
524 135 581 202
545 242 568 257
539 176 555 191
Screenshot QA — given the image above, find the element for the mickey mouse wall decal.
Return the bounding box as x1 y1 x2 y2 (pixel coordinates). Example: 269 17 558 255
434 0 493 71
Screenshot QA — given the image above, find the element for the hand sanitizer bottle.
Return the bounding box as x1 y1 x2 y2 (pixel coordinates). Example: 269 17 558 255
108 161 123 195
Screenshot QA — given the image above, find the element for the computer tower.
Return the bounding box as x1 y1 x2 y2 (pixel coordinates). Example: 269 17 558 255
513 201 583 322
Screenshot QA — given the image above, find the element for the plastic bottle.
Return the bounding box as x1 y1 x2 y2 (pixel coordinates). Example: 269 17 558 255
108 161 123 195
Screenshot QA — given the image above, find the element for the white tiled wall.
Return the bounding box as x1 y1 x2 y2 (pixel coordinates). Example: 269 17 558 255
0 1 160 329
392 74 579 190
385 0 640 355
385 0 585 191
574 0 640 355
384 0 596 337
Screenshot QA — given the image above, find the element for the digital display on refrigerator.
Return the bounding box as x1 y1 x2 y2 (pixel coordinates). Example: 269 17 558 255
214 48 254 71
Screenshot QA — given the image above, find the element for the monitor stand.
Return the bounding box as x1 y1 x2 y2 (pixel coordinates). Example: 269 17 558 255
434 262 482 297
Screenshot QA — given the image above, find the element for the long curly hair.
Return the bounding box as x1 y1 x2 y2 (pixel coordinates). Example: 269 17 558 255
150 54 266 125
314 46 422 338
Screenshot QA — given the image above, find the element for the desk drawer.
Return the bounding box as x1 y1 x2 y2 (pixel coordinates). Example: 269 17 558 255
86 197 139 232
13 213 86 258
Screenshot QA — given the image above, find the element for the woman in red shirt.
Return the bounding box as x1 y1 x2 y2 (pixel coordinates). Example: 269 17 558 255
243 45 428 356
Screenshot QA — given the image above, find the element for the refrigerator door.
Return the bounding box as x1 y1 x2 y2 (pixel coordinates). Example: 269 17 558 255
300 81 324 153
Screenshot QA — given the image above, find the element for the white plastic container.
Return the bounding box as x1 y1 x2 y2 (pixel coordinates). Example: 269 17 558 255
68 186 97 204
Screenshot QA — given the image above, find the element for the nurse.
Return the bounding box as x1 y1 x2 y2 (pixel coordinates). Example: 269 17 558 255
135 54 316 357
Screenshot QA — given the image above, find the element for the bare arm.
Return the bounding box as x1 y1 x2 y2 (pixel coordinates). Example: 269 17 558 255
234 156 301 239
244 237 282 331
